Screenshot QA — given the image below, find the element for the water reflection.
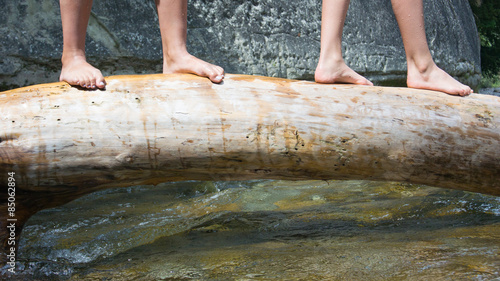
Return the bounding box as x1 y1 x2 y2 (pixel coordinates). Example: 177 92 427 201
5 180 500 280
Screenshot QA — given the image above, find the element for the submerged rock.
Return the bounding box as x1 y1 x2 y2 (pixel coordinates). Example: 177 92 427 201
0 0 480 89
5 180 500 280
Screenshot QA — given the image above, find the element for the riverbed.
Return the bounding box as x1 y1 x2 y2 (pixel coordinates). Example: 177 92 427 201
4 180 500 280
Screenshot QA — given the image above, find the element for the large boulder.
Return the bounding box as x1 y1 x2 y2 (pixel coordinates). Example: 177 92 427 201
0 0 480 90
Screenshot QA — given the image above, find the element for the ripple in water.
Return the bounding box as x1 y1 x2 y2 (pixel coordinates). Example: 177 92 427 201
3 180 499 280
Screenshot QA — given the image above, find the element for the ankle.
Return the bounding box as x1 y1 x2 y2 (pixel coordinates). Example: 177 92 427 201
317 54 345 67
407 55 437 75
163 48 190 63
61 51 87 65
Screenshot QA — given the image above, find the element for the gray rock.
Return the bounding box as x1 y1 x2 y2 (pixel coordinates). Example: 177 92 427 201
478 88 500 97
0 0 480 90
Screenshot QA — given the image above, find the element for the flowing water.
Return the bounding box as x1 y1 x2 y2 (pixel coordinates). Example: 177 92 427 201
2 180 499 280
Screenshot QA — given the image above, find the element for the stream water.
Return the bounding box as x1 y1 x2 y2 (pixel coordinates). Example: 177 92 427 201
3 180 499 280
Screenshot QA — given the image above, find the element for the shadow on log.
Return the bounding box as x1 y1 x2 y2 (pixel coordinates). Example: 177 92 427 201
1 74 499 264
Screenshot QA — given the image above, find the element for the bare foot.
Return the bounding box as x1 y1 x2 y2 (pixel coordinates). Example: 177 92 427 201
164 53 225 84
407 62 472 96
315 59 373 86
60 55 106 89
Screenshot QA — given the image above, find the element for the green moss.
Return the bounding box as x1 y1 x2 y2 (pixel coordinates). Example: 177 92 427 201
478 73 500 88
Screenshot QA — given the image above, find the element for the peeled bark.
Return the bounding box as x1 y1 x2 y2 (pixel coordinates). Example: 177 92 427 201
1 74 499 263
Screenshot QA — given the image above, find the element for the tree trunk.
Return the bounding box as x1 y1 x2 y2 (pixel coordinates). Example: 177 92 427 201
1 74 499 263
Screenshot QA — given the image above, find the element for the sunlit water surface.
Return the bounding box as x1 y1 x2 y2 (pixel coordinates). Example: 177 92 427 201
3 180 500 280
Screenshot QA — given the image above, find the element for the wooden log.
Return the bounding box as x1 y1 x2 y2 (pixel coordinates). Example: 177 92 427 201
1 74 499 264
2 73 499 193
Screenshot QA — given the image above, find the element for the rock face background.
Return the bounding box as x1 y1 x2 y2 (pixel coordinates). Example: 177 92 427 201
0 0 480 90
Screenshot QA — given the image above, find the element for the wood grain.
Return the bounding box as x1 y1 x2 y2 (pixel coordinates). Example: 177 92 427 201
1 74 499 262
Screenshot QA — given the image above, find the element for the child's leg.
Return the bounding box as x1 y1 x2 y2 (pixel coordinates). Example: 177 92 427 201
391 0 472 96
156 0 224 83
315 0 373 85
59 0 106 89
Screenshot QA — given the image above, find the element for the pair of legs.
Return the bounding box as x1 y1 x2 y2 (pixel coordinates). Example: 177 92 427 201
59 0 224 89
315 0 473 96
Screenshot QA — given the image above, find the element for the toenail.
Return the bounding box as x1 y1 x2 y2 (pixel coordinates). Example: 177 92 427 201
215 75 223 80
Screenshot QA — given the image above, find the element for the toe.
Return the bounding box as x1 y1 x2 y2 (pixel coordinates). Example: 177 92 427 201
460 86 471 96
96 77 106 88
81 76 91 88
97 80 106 89
94 71 106 89
214 75 224 83
89 75 99 89
210 74 223 84
208 68 224 84
216 66 225 76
